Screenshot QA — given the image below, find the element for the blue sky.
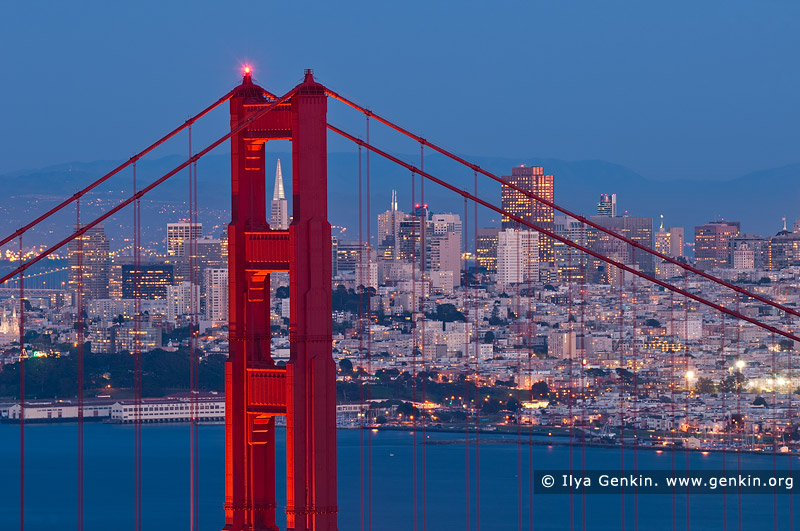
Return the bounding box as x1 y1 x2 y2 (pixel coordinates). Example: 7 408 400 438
1 1 798 181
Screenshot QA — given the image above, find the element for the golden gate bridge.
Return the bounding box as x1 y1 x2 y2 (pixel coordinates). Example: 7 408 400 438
1 68 797 531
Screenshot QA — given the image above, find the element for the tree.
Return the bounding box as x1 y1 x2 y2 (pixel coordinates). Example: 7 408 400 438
430 303 466 323
695 377 716 394
752 396 769 407
531 380 550 399
483 331 495 344
339 358 353 374
645 318 661 328
722 372 747 393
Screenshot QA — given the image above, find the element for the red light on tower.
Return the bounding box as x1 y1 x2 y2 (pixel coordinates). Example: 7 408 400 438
244 66 251 75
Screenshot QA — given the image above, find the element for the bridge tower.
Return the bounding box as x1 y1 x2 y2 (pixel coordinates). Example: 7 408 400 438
225 69 337 531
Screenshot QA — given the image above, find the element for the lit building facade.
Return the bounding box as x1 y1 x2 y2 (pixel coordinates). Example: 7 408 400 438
694 221 740 270
501 166 554 265
68 224 110 301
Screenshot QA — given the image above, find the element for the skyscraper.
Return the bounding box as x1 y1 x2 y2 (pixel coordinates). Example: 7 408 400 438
204 268 228 323
501 165 554 265
654 217 685 258
694 221 740 270
476 228 500 272
590 215 655 276
68 224 110 301
597 194 617 217
377 190 406 259
270 158 289 230
497 229 539 286
121 263 174 299
167 221 202 257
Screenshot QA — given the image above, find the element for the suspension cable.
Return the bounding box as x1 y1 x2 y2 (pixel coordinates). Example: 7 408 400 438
323 89 800 320
0 89 296 286
0 88 237 250
327 124 800 346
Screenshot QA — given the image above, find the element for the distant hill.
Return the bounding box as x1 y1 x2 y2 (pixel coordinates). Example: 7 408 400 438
1 153 797 251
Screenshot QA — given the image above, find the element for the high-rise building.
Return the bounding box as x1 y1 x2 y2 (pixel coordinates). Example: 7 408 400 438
167 222 202 257
768 219 800 270
331 236 339 277
597 194 617 217
590 215 655 276
68 224 110 301
121 263 174 299
204 268 228 322
553 215 590 283
731 233 768 270
166 282 200 323
497 229 539 286
694 221 740 270
501 166 554 265
270 159 289 230
476 228 500 272
336 241 363 273
654 217 685 259
732 244 755 270
377 190 407 259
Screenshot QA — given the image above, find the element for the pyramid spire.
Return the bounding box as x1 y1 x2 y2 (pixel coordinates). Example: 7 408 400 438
273 159 286 200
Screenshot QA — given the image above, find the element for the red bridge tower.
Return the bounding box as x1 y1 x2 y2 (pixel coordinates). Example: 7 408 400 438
225 69 337 531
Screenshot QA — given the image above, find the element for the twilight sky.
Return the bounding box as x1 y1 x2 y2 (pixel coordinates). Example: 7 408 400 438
1 0 798 181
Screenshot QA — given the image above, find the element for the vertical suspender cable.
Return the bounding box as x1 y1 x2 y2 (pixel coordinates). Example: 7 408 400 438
579 231 587 531
771 331 778 531
133 161 142 531
77 199 85 531
463 195 471 531
618 267 625 531
357 145 365 531
721 305 727 531
567 247 575 531
411 167 418 531
683 272 690 531
670 291 676 531
419 141 427 531
365 115 373 531
474 170 480 531
18 234 25 531
189 124 200 531
631 248 638 531
736 294 742 531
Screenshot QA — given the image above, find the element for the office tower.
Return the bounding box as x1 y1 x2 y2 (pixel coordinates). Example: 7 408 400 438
331 236 339 277
68 224 110 301
166 282 200 323
377 190 407 259
731 233 768 270
121 263 174 299
597 194 617 217
204 268 228 322
553 214 590 283
497 229 539 285
335 241 363 273
501 165 554 264
270 159 289 230
654 217 685 259
427 232 461 279
356 247 378 289
768 219 800 270
732 244 755 270
476 228 500 272
167 221 202 257
669 227 685 258
590 215 655 276
694 221 740 270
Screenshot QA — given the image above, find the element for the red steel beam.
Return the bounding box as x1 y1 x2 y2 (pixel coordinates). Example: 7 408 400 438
328 123 800 346
0 89 296 286
325 87 800 320
0 88 238 249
